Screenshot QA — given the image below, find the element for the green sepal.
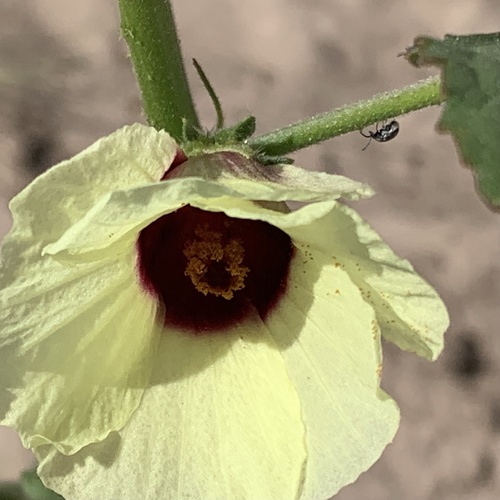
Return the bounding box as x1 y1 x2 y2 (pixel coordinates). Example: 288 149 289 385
254 153 295 166
181 116 257 158
192 58 225 130
217 115 257 142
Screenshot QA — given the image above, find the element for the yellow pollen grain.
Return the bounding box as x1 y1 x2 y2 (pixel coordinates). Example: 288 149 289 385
183 224 250 300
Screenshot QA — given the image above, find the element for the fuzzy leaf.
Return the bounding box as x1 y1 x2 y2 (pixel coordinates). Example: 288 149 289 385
406 32 500 211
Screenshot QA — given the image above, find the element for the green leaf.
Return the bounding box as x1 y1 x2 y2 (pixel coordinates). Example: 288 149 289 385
0 482 26 500
20 470 63 500
405 32 500 212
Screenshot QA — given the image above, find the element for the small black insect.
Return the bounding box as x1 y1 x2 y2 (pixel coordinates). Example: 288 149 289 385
360 120 400 151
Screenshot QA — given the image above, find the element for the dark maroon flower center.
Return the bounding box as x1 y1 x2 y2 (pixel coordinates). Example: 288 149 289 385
137 206 293 333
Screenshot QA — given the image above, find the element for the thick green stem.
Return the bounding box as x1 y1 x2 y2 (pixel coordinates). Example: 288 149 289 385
248 76 442 156
118 0 200 140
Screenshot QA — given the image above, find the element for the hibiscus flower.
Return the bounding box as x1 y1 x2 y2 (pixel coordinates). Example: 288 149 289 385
0 124 448 500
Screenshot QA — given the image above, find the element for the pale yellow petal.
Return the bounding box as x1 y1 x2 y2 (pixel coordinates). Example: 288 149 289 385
266 244 400 499
38 147 370 259
172 151 374 201
42 178 230 257
43 174 338 259
7 124 176 251
36 317 306 500
283 204 449 360
0 242 161 454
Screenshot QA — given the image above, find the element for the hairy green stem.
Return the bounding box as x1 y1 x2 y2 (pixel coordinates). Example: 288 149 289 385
248 76 442 156
118 0 200 140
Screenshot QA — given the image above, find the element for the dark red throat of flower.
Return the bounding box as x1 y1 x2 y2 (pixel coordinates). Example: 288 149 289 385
137 206 293 333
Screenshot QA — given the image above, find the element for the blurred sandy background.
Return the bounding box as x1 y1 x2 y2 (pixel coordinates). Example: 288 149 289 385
1 1 499 499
